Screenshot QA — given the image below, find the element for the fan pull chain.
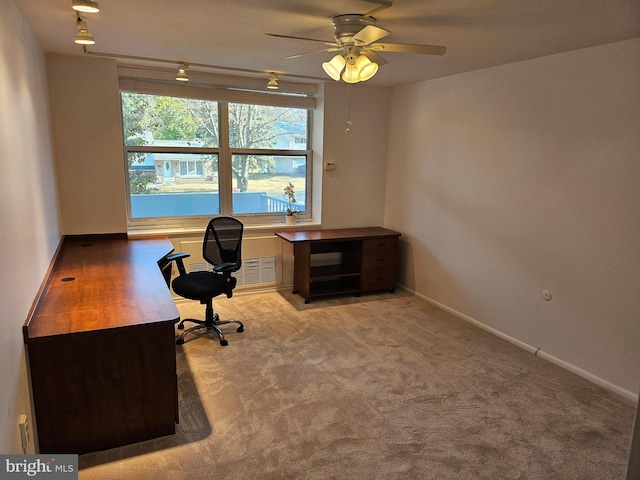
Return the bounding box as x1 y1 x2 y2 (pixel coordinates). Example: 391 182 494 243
345 83 353 133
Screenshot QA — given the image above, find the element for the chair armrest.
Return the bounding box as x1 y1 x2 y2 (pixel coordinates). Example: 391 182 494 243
166 253 190 261
166 252 191 276
213 262 238 273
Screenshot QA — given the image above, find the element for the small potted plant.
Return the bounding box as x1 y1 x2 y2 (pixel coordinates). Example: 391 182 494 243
284 182 297 225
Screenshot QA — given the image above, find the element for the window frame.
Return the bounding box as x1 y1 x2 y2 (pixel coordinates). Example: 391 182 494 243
120 90 313 231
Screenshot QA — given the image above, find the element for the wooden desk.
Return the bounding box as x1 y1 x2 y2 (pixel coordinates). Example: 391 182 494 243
276 228 401 303
23 235 180 455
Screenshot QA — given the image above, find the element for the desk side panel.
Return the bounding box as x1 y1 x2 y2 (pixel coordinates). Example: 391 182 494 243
293 242 311 300
28 322 177 454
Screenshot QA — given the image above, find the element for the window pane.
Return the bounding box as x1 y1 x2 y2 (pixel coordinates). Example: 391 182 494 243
121 93 219 147
231 154 306 214
128 152 219 219
228 104 307 150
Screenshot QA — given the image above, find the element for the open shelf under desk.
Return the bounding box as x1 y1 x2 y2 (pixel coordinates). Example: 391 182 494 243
310 264 361 280
309 275 361 299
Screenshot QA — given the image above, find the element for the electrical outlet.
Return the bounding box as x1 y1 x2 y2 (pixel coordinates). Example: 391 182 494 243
324 162 336 171
18 414 30 454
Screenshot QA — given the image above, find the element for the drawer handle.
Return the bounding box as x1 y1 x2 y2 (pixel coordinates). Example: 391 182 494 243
377 259 385 263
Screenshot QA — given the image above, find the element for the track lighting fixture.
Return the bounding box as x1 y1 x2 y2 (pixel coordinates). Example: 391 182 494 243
267 74 279 90
71 1 98 46
72 0 99 13
176 63 189 82
74 16 95 45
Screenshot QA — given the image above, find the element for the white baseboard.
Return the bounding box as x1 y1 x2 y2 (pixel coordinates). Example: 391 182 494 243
399 285 638 403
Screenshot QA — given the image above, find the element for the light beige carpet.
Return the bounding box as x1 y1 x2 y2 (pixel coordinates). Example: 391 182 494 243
78 290 635 479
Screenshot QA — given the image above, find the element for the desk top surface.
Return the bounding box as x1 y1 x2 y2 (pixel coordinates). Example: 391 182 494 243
24 236 180 341
275 227 401 243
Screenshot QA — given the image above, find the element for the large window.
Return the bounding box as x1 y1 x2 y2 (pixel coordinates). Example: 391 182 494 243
121 91 311 225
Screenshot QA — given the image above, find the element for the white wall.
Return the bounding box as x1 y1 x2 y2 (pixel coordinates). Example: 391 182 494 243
0 0 62 454
385 39 640 397
321 83 390 229
46 54 127 235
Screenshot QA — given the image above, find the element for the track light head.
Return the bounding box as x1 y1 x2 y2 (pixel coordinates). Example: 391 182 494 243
72 0 100 13
176 64 189 82
74 18 95 45
267 74 279 90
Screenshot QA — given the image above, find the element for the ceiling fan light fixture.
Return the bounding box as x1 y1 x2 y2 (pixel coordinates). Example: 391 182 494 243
72 0 100 13
356 55 378 81
271 5 448 86
267 74 279 90
322 55 346 81
176 63 189 82
74 19 95 45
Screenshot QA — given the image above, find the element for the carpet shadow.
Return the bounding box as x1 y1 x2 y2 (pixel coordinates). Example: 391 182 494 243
78 341 211 469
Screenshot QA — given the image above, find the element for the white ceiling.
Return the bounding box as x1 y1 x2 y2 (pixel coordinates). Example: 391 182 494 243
13 0 640 87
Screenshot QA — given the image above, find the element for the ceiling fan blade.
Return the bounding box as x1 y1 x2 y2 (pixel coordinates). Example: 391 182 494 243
369 42 447 55
287 47 342 59
361 50 388 66
352 25 390 45
363 1 393 18
266 33 338 47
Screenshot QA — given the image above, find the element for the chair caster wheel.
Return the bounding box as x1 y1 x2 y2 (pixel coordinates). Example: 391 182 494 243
176 338 185 345
237 325 244 333
177 323 184 330
220 339 228 346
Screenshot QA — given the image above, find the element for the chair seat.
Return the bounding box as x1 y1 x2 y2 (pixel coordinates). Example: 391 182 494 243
172 271 228 301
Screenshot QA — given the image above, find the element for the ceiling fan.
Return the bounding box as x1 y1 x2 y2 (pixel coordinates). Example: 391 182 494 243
266 1 447 83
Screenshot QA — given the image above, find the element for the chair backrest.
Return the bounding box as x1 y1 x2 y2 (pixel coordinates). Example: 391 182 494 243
203 216 243 270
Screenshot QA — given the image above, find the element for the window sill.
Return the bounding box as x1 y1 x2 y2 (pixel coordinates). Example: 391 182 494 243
128 220 322 239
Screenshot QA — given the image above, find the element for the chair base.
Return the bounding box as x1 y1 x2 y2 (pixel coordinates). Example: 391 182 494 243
176 303 244 347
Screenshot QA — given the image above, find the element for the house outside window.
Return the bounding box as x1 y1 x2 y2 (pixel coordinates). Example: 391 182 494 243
120 91 311 227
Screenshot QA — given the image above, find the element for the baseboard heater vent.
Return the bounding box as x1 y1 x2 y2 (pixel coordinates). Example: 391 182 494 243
188 257 277 286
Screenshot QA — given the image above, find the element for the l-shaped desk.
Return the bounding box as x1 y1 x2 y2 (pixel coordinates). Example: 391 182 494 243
23 235 179 455
23 229 400 453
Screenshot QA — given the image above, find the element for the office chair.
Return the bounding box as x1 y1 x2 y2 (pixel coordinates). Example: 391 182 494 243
167 216 244 346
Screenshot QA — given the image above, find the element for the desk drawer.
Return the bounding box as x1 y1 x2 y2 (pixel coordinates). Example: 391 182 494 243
363 252 398 271
363 238 398 254
362 267 397 292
